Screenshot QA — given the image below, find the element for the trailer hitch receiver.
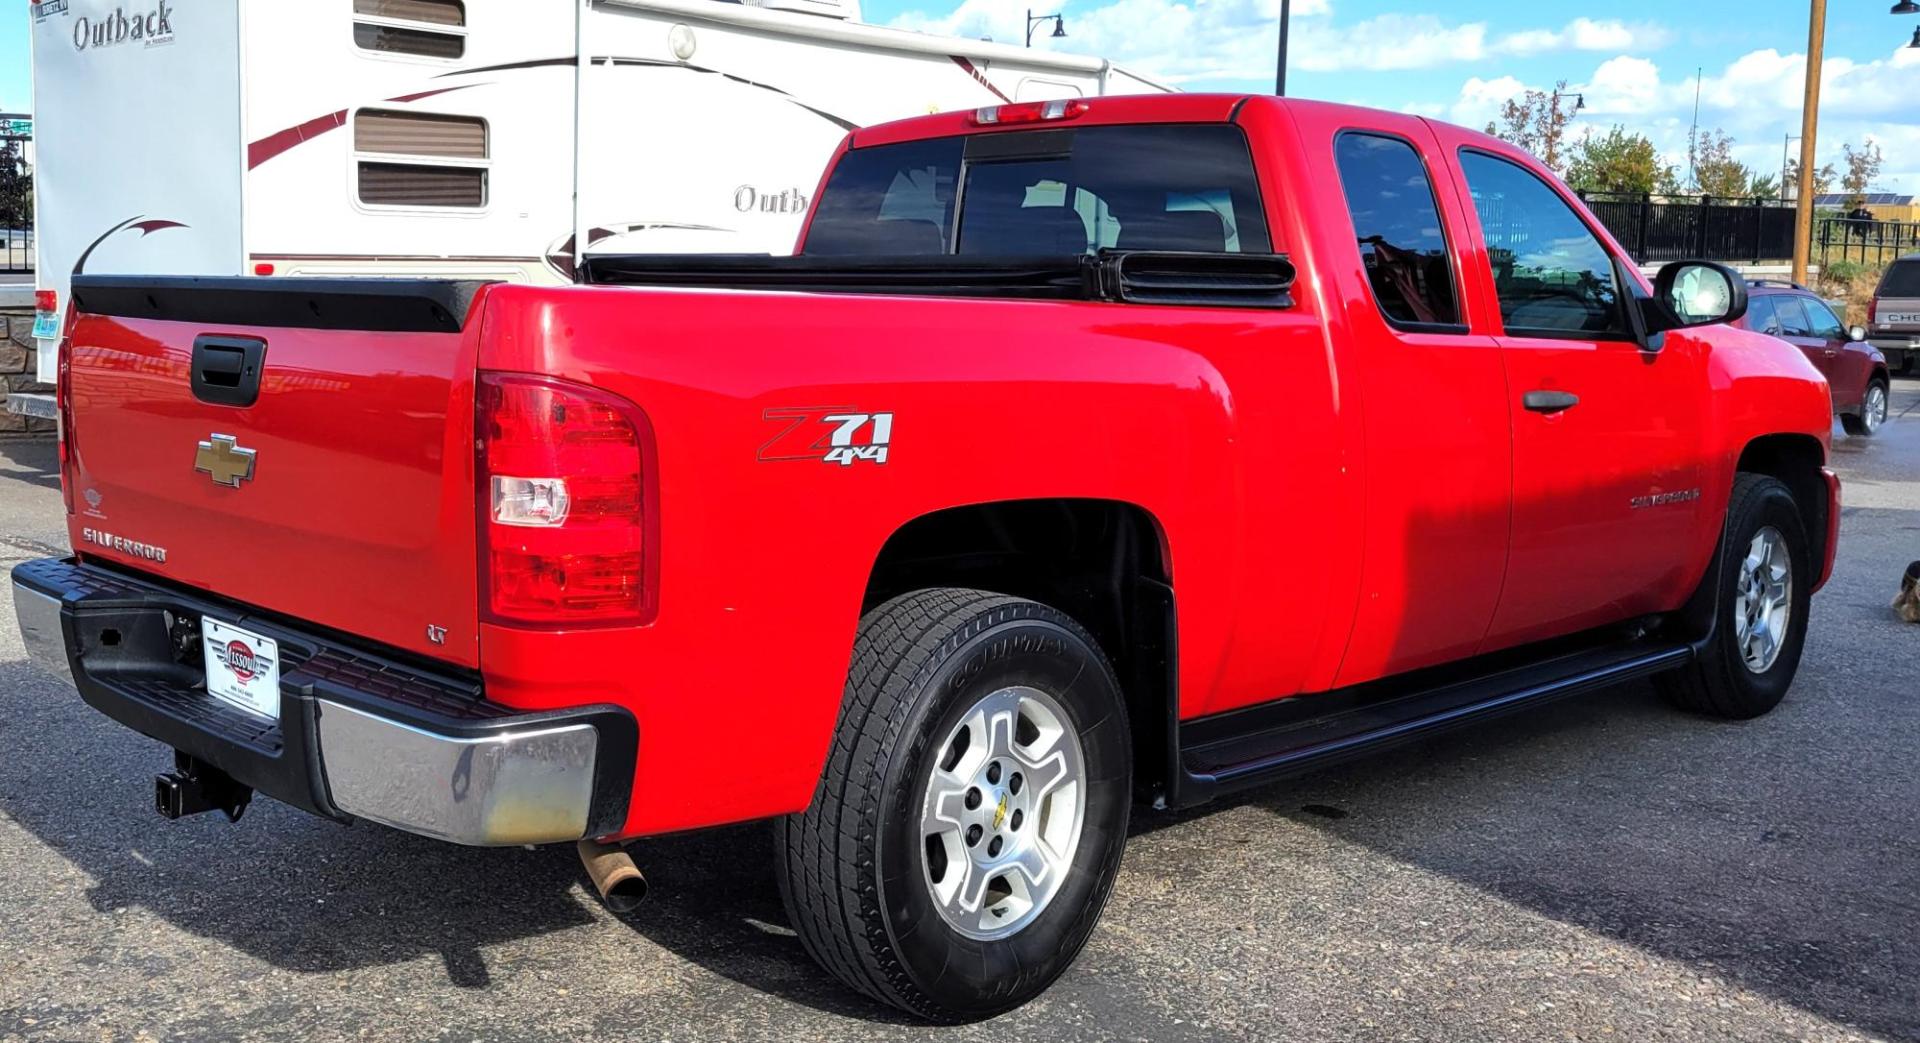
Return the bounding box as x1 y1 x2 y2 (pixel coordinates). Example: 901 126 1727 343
155 751 253 823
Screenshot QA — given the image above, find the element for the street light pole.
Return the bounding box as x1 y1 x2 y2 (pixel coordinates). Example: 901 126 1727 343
1025 9 1066 47
1275 0 1291 95
1792 0 1827 285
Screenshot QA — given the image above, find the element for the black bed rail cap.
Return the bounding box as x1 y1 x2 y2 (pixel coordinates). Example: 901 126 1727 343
70 275 498 333
583 250 1296 308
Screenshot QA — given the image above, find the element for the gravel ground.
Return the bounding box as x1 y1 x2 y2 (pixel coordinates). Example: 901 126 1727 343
0 381 1916 1043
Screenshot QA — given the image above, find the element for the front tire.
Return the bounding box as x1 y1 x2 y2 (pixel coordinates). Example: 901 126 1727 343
775 589 1132 1022
1658 474 1812 719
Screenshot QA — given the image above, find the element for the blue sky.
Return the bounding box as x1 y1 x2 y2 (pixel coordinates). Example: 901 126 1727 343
3 3 1917 186
871 0 1920 190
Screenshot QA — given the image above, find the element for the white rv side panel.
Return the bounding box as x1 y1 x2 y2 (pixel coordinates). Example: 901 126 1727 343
242 1 578 282
29 0 245 381
578 2 1143 256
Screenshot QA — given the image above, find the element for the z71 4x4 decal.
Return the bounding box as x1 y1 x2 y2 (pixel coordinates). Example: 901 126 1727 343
759 407 894 466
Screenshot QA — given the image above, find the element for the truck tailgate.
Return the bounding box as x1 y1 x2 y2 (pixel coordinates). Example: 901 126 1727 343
61 277 490 669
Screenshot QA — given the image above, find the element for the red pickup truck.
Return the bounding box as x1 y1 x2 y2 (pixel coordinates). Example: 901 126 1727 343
13 94 1839 1021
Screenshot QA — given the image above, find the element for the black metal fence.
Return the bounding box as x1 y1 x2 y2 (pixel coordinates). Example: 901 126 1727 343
0 226 29 274
1816 218 1920 268
1578 192 1798 265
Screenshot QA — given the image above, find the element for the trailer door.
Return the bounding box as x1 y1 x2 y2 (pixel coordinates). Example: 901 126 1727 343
29 0 245 381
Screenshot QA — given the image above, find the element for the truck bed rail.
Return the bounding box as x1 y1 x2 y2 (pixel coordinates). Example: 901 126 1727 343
581 251 1297 309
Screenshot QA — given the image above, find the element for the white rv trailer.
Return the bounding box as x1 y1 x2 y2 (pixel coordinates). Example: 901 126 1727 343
20 0 1166 386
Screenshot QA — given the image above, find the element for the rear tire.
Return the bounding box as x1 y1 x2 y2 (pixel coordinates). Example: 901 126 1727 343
1658 474 1812 719
775 588 1132 1022
1840 379 1889 436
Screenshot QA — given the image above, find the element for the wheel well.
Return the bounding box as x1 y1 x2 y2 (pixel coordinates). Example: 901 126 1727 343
1736 434 1829 568
1872 365 1890 388
864 499 1177 805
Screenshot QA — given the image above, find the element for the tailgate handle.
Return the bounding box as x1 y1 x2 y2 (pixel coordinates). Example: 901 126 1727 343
190 335 267 407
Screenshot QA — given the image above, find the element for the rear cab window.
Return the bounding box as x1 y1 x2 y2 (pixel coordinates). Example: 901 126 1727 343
803 125 1270 257
1879 259 1920 298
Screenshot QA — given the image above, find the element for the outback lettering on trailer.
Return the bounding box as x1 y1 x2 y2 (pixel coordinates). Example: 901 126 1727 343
759 407 894 466
72 0 173 50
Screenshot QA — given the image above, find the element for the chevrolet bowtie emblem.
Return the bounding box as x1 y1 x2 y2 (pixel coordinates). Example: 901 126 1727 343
194 434 257 488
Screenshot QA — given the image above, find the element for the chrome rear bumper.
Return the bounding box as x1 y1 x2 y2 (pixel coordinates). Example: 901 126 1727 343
11 558 635 846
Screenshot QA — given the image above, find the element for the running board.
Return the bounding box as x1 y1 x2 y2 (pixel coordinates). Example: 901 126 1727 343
1175 635 1694 806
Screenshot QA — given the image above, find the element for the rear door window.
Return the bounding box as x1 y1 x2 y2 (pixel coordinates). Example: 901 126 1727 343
1773 296 1814 337
1333 132 1460 329
805 124 1270 257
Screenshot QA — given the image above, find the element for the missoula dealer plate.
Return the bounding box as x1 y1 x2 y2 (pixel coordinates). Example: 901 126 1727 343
200 616 281 720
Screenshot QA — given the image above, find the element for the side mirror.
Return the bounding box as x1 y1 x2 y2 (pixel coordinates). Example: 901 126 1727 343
1850 325 1868 343
1643 261 1748 336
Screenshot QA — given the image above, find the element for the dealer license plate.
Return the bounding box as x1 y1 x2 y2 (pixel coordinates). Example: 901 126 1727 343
31 311 59 340
201 617 281 720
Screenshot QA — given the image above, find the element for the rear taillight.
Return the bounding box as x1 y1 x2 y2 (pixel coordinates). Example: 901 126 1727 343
1869 297 1880 327
55 338 74 514
35 289 56 313
477 373 657 627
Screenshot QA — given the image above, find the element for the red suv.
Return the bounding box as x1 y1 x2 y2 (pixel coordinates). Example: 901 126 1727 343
1741 280 1890 436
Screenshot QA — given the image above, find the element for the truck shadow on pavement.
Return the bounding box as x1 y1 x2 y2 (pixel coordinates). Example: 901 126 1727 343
0 658 914 1022
1140 506 1920 1042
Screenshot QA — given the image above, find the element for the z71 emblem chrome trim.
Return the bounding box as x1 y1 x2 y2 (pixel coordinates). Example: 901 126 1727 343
194 434 257 488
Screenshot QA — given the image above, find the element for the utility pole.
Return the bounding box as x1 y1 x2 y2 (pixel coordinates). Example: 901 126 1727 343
1792 0 1827 285
1275 0 1291 95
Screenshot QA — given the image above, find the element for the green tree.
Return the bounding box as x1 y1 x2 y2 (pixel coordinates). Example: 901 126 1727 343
1564 125 1675 195
1490 80 1579 175
1744 171 1781 201
1690 129 1755 198
0 139 30 228
1841 140 1884 208
1784 155 1837 200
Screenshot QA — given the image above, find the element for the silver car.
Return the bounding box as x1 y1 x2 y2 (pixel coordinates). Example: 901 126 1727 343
1869 253 1920 375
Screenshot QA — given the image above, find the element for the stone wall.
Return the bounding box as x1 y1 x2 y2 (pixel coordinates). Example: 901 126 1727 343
2 306 56 438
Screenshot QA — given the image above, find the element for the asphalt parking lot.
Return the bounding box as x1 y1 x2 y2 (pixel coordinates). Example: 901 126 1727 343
1 384 1916 1043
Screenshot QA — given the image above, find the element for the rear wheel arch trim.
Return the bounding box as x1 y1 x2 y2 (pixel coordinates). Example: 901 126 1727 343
860 497 1180 806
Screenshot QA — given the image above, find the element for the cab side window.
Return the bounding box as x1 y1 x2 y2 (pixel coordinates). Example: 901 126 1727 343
1459 151 1625 337
1802 296 1846 339
1333 133 1461 329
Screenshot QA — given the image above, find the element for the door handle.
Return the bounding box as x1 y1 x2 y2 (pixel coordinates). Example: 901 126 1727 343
1523 390 1580 414
190 335 268 408
1823 349 1839 357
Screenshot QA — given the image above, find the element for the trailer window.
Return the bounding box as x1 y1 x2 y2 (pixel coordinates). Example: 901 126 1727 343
353 0 466 59
804 124 1270 257
354 110 488 209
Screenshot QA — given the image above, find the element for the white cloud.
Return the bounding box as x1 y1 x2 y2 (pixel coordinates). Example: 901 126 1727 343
1438 43 1920 194
1494 18 1668 58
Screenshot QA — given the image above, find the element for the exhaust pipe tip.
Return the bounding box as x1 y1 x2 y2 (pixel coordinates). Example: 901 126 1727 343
577 838 648 914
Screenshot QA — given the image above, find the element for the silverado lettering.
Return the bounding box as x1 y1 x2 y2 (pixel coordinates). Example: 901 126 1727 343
13 94 1840 1022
